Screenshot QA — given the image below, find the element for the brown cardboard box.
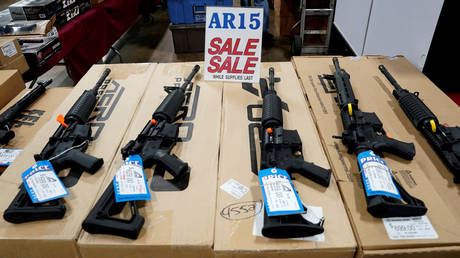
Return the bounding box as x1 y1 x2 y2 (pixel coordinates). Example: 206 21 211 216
213 62 356 257
0 38 21 66
0 70 25 110
0 38 28 74
0 87 72 174
1 54 29 74
77 62 223 258
292 56 460 257
0 63 157 258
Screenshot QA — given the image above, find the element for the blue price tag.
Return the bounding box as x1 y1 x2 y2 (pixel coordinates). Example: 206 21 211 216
358 150 402 200
258 168 304 216
22 160 69 203
113 155 151 202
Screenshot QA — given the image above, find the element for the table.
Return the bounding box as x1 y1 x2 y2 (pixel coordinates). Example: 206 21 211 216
24 0 144 83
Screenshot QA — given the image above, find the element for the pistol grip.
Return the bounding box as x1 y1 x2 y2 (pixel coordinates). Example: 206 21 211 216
60 149 104 174
374 136 416 160
289 160 331 187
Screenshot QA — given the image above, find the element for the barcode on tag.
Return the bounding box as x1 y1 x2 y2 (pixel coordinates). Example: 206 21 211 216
383 216 438 240
0 148 22 166
220 178 249 199
113 155 150 202
1 41 18 57
22 160 69 203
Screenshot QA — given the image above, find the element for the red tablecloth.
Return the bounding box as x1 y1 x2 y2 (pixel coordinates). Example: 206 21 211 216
28 0 142 83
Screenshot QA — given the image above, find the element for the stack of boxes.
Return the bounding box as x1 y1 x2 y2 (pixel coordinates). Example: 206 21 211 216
8 0 91 28
168 0 233 53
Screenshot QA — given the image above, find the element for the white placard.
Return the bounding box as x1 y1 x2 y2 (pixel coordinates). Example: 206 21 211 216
0 148 22 166
383 216 438 240
220 178 249 199
1 41 18 57
204 7 263 83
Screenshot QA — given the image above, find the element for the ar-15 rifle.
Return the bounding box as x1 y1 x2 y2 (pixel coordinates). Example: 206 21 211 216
379 65 460 183
325 58 426 218
82 65 200 239
0 79 52 145
3 69 110 223
256 67 331 238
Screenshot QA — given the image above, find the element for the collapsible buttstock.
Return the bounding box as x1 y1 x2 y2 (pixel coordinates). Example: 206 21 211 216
366 178 427 218
3 186 66 223
82 184 145 240
261 207 324 238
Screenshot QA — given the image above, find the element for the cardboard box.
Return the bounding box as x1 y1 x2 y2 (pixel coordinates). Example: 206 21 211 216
0 87 73 173
0 38 22 67
0 63 157 258
77 62 223 258
292 56 460 257
8 0 61 20
55 1 91 28
213 62 356 257
0 70 25 110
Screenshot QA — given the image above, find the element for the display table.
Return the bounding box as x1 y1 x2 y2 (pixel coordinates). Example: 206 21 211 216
24 0 143 83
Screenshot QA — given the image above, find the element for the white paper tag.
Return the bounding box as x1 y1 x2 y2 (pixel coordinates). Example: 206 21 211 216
1 41 18 57
252 202 325 241
0 148 23 166
383 216 438 240
220 178 249 199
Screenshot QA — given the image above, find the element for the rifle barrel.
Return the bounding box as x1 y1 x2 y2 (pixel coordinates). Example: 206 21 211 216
378 65 402 91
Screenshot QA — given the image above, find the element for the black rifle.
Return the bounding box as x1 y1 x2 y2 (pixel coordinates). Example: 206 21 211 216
256 67 331 238
3 69 110 223
0 79 52 145
379 65 460 183
325 58 426 218
82 65 200 239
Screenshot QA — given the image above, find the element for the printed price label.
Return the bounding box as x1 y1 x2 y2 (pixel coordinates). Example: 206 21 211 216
1 41 18 57
22 160 69 203
358 150 401 200
220 178 249 199
252 201 325 241
113 155 150 202
0 148 22 166
383 216 438 240
259 168 304 216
